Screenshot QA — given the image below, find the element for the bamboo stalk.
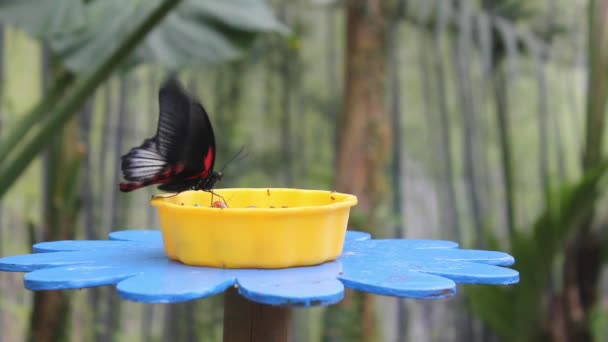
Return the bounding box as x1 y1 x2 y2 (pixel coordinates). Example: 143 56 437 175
432 1 461 242
453 1 484 247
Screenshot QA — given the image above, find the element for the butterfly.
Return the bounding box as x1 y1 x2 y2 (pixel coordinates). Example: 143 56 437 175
119 77 222 193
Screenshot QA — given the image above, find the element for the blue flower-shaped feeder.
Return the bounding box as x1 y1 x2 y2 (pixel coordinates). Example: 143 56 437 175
0 230 518 341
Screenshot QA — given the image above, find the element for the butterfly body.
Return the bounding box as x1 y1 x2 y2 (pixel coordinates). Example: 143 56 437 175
119 78 219 193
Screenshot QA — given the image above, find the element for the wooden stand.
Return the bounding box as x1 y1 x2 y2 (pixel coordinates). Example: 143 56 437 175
223 287 292 342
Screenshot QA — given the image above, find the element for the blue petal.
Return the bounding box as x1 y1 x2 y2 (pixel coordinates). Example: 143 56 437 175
338 263 456 299
376 248 515 266
0 230 519 305
1 248 164 272
22 249 165 289
236 262 344 306
0 252 94 272
117 264 236 303
421 249 515 266
33 240 157 253
25 265 139 290
411 260 520 285
109 230 163 245
342 239 459 257
342 241 512 266
437 249 514 266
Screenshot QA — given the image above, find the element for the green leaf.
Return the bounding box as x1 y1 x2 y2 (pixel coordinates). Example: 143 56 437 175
181 0 288 32
591 306 608 342
0 0 287 73
0 0 85 38
136 13 245 68
49 0 161 72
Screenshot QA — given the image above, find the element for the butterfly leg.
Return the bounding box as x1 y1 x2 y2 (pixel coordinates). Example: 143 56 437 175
206 189 228 208
152 191 183 199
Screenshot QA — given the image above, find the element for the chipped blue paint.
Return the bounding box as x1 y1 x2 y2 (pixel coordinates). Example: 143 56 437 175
0 230 519 305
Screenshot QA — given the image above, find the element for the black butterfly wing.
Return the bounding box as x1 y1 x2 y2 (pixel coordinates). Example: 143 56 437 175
155 78 192 163
120 78 215 192
157 101 217 191
120 138 165 182
185 101 216 174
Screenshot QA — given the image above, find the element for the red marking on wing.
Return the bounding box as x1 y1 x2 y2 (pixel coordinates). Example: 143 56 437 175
119 164 185 192
120 178 168 192
156 165 179 181
184 146 214 180
203 146 214 173
120 181 150 192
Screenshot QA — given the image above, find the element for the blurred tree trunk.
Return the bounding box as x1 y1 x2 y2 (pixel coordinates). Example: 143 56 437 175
534 51 551 208
214 62 244 174
475 14 495 230
329 1 389 342
100 77 128 342
41 48 52 242
262 43 276 179
453 1 483 247
291 23 305 184
389 15 406 342
0 23 4 337
30 119 83 342
91 82 114 342
110 77 127 232
335 1 388 210
492 63 515 237
552 101 567 182
79 95 97 339
163 305 183 342
327 4 341 169
30 52 82 342
487 18 518 240
164 304 205 342
582 1 608 172
454 6 483 340
143 70 159 342
559 0 608 341
80 98 95 240
279 3 293 186
0 24 3 119
0 23 4 256
100 83 113 235
141 306 155 342
432 18 460 241
543 0 565 185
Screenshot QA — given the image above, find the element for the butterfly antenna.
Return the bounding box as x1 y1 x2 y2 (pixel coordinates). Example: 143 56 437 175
165 70 179 82
219 146 248 173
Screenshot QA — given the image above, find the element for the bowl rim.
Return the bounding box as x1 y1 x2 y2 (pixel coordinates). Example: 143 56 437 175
150 188 358 215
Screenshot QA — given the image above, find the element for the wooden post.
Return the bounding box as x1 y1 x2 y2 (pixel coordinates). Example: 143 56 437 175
223 287 292 342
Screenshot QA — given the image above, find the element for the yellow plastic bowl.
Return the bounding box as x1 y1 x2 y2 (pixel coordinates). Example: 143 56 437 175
150 188 357 268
